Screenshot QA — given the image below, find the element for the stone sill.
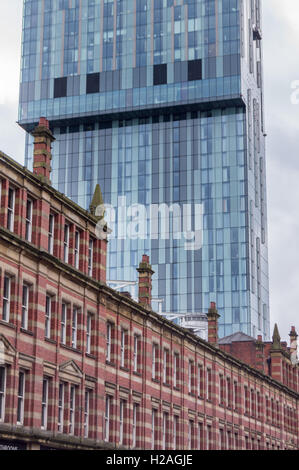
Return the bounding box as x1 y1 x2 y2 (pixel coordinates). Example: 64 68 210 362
106 360 116 368
20 328 34 336
60 343 82 355
0 319 16 330
44 337 57 345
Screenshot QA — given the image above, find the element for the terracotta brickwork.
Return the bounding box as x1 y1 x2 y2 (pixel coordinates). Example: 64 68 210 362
0 140 299 450
218 326 299 394
31 117 55 185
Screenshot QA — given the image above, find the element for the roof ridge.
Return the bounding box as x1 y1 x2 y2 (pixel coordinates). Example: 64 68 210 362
218 331 255 344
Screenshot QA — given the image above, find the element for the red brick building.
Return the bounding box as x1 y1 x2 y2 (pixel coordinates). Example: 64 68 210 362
0 119 298 450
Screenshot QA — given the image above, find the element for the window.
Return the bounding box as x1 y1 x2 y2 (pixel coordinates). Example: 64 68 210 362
45 295 52 339
271 398 275 425
162 412 168 449
227 430 232 449
2 275 11 322
257 391 261 419
119 399 125 445
61 303 67 345
0 367 6 422
233 381 238 411
188 360 193 394
207 425 212 450
54 77 67 98
188 59 202 81
152 343 158 380
234 432 239 450
69 385 76 434
133 334 141 373
84 390 90 438
206 369 212 400
220 428 225 450
88 238 94 276
21 283 30 330
244 386 249 415
120 329 127 368
151 409 157 450
58 383 64 432
219 374 225 405
74 230 80 269
132 403 139 448
106 323 112 362
173 415 179 450
86 72 100 94
227 377 232 408
86 313 92 354
188 420 194 450
48 214 55 254
163 349 169 384
104 396 111 442
251 389 255 416
153 64 167 85
173 353 179 388
266 396 270 422
41 378 49 430
25 199 33 242
17 371 25 425
7 187 15 231
72 307 78 349
198 365 203 397
198 422 203 450
64 224 70 263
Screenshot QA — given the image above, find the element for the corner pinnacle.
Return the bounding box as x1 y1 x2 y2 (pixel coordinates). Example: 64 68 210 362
89 184 104 216
272 323 281 350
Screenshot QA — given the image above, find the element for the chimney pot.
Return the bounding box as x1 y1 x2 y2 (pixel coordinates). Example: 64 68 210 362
39 117 49 127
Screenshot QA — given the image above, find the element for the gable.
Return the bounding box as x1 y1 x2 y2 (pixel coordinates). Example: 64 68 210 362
59 360 83 384
0 334 16 365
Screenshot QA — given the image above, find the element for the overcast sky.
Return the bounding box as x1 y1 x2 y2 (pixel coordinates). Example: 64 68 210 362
0 0 299 343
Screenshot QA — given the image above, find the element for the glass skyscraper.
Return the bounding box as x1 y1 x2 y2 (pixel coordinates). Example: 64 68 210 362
19 0 270 339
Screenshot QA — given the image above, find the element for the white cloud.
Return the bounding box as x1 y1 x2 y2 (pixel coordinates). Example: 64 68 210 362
0 0 24 163
263 0 299 341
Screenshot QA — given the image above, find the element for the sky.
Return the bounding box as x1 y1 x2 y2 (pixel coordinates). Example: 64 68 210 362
0 0 299 343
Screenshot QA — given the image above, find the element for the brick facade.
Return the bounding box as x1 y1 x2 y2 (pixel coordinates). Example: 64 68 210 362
0 125 298 450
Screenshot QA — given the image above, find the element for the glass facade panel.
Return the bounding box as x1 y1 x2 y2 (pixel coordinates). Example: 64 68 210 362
20 0 270 339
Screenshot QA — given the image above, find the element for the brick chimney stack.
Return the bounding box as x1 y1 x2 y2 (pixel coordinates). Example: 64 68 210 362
207 302 220 346
31 117 55 185
255 335 265 373
270 323 283 383
289 326 298 365
137 255 154 309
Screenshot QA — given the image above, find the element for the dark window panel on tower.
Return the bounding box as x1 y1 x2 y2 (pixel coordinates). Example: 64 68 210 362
188 59 202 81
153 64 167 86
54 77 67 98
86 73 100 94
